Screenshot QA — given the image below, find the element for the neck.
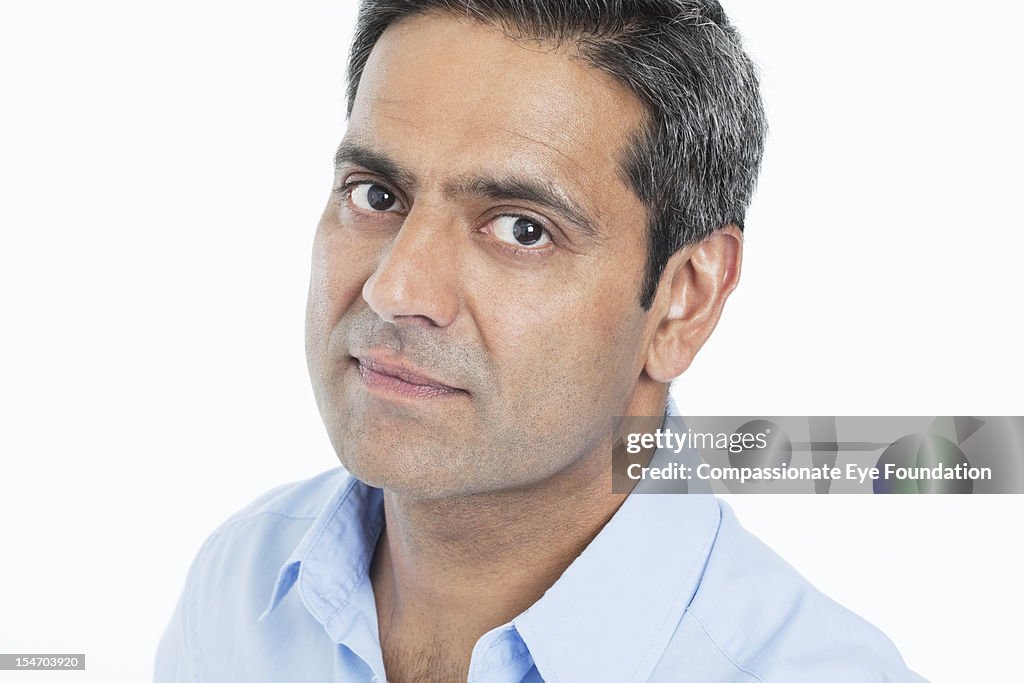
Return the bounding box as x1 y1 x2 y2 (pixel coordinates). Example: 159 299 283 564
370 382 669 657
372 446 624 635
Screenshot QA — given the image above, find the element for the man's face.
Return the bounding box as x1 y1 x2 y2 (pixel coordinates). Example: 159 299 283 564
306 13 659 498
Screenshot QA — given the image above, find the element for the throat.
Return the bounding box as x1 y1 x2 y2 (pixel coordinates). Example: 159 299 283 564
380 632 467 683
368 460 632 681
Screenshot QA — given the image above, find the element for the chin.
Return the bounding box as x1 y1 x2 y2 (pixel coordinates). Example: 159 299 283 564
333 437 479 499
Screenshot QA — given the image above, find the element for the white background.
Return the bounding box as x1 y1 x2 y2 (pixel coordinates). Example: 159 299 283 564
1 0 1021 680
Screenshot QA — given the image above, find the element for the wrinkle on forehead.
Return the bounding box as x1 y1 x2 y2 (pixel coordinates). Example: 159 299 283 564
494 122 590 176
371 107 429 135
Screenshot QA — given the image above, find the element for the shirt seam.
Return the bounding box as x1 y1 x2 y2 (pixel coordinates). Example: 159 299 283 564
467 629 529 681
686 609 766 683
469 647 533 683
215 509 320 533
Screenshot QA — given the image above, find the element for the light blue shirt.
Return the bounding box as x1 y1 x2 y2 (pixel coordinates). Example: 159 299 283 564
157 412 927 682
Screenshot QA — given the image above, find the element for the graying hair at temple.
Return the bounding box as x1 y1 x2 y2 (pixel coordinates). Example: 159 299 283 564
345 0 768 309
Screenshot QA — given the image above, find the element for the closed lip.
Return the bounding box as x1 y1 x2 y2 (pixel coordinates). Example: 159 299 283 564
353 354 463 393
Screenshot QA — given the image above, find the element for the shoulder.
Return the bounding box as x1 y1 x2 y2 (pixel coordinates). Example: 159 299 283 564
214 466 350 530
177 465 352 593
156 468 353 680
676 499 927 682
187 467 351 581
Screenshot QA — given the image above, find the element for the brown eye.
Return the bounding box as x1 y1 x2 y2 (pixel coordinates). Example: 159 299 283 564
491 216 551 248
350 183 401 213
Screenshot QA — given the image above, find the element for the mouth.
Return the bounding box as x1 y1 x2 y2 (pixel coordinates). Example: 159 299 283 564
353 355 465 400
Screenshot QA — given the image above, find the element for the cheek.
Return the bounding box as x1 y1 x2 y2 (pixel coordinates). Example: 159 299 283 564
306 214 376 342
479 274 647 402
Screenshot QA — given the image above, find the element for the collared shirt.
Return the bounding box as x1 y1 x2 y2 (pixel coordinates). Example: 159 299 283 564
157 405 928 682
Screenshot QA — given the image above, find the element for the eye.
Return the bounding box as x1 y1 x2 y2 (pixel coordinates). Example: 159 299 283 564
490 216 551 248
349 182 402 213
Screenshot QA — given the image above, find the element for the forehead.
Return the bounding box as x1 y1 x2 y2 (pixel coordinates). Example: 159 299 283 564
347 12 648 224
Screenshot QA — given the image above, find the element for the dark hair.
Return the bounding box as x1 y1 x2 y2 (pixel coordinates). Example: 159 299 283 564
346 0 767 309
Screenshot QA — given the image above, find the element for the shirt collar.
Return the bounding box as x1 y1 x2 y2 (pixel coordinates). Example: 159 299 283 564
259 475 384 628
513 395 721 682
261 394 720 683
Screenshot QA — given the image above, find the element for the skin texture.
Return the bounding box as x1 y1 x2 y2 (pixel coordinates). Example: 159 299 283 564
304 12 742 682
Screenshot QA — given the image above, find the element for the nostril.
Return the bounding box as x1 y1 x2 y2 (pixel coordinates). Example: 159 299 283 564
391 314 441 328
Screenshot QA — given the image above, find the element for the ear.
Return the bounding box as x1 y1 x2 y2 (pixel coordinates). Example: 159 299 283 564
644 225 743 383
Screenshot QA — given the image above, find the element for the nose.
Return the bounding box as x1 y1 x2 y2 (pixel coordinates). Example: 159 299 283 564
362 207 460 328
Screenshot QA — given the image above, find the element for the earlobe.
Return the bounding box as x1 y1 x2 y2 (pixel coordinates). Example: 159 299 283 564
644 226 743 383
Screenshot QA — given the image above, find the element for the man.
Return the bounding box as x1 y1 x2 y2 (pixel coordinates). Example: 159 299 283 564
157 1 926 681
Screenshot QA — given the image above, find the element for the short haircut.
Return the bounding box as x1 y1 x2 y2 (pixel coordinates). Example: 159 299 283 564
346 0 767 309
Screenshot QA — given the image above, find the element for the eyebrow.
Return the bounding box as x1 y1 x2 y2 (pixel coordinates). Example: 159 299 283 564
444 176 600 240
334 140 601 241
334 140 418 191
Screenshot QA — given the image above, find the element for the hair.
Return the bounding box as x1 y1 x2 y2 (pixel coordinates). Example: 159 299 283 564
345 0 767 309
